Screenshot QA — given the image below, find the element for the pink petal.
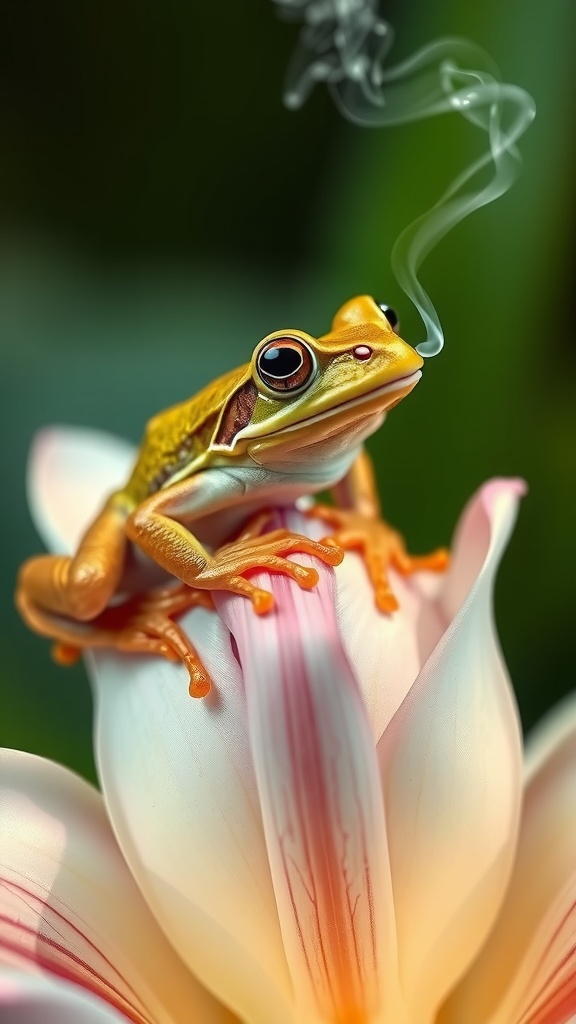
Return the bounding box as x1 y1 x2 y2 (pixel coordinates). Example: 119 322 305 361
0 749 239 1024
439 477 527 621
218 511 398 1024
28 427 135 553
378 479 525 1021
443 692 576 1024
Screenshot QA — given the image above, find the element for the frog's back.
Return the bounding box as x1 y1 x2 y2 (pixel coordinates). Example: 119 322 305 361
123 363 250 504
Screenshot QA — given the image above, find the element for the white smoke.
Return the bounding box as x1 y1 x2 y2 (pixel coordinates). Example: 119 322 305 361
274 1 536 355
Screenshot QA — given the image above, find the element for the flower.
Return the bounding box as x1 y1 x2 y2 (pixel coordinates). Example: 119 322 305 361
2 427 576 1024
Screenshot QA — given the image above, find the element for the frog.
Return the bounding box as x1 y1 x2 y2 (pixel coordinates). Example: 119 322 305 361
16 295 448 697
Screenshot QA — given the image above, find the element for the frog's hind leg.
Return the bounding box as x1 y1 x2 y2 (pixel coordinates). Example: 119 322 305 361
15 589 173 666
105 583 215 697
17 496 129 626
17 550 214 698
16 494 215 696
16 494 130 670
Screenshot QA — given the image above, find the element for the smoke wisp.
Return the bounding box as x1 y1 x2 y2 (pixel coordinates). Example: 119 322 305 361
274 0 536 355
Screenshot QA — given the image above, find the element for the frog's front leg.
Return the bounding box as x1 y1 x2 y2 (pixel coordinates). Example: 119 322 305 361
308 450 450 612
126 473 344 614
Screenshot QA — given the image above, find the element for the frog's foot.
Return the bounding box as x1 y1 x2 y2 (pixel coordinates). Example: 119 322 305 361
111 583 215 697
194 525 344 614
115 594 213 698
22 584 214 698
307 504 449 613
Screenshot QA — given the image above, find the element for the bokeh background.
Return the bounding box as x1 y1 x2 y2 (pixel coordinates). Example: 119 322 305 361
1 0 574 784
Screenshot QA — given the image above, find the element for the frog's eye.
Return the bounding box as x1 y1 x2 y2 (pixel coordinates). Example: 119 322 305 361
256 338 315 394
377 303 399 332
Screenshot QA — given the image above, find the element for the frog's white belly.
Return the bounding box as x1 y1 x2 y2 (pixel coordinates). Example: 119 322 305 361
175 445 360 547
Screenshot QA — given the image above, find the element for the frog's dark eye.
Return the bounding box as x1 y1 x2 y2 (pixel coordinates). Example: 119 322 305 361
256 337 315 394
377 303 399 331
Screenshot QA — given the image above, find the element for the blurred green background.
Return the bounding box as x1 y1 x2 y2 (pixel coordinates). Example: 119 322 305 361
0 0 574 783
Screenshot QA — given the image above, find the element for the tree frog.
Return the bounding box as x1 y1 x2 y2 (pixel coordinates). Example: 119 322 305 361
17 295 448 697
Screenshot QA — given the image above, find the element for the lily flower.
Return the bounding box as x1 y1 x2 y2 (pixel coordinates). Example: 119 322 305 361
2 427 576 1024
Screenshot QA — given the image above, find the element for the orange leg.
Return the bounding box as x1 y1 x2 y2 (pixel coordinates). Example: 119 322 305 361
126 479 344 616
308 450 450 613
15 496 215 697
60 584 214 697
16 495 129 633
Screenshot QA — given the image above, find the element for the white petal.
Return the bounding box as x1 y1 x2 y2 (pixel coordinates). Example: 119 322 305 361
0 971 127 1024
0 749 237 1024
333 551 446 743
378 479 525 1022
27 421 290 1021
218 516 397 1024
444 692 576 1024
28 427 135 553
91 607 294 1024
524 689 576 783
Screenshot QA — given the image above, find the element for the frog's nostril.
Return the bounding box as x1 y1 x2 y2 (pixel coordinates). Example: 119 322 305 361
353 345 372 361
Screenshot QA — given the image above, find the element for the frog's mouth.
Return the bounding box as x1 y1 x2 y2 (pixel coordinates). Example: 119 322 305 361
269 369 422 438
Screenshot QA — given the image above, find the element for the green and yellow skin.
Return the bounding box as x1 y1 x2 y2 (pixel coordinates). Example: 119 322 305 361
16 296 448 696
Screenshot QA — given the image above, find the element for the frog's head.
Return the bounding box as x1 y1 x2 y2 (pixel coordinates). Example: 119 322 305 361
212 295 423 467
